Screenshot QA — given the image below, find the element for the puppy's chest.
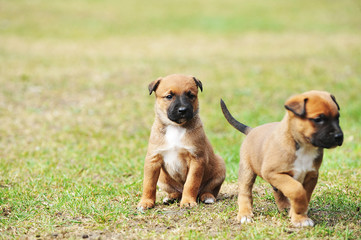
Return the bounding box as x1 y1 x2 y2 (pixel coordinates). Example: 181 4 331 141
161 126 194 180
293 146 319 183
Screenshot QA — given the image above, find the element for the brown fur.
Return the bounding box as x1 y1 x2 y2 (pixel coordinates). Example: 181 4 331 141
222 90 342 227
138 74 226 210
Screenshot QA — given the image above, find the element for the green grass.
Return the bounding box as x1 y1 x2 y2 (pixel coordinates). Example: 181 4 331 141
0 0 360 239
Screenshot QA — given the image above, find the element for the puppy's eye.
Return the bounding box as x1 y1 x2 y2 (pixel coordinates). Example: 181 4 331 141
187 91 196 99
312 117 326 125
165 94 173 100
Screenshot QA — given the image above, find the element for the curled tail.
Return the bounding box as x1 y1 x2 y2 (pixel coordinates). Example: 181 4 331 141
220 99 252 135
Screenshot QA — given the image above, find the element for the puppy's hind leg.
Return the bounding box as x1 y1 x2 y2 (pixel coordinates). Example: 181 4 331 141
272 186 290 212
199 178 224 204
199 155 226 204
237 157 257 224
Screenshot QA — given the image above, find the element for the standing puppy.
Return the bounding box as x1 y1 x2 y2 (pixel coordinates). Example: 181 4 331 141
138 74 226 210
221 91 343 227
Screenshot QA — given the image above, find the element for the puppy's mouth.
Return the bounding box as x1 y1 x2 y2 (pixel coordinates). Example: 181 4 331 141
174 118 187 124
312 141 340 149
168 113 194 124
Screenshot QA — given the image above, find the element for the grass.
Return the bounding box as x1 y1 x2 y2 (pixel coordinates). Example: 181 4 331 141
0 0 360 239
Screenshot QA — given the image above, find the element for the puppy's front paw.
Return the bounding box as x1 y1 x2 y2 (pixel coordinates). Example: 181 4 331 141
137 199 155 212
291 213 314 227
237 215 254 224
292 217 314 227
237 207 254 224
180 198 197 208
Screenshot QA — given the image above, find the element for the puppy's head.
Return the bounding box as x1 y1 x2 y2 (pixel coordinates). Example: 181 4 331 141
148 74 203 125
285 90 343 149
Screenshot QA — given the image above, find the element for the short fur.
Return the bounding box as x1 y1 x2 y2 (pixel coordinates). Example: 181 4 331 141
138 74 226 210
221 90 343 227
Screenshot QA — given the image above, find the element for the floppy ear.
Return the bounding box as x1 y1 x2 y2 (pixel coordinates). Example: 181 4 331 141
284 96 308 118
148 77 162 95
330 94 340 110
193 77 203 92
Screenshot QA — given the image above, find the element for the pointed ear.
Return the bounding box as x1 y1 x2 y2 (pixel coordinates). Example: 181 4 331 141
330 94 340 110
193 77 203 92
284 96 308 118
148 77 162 95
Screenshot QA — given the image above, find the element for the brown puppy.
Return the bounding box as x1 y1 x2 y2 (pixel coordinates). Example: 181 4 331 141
221 91 343 227
138 74 226 210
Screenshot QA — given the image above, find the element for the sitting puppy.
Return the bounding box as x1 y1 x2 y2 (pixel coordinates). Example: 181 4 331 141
138 74 226 210
221 91 343 227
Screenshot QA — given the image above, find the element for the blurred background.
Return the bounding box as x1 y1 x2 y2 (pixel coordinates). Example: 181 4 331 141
1 0 360 175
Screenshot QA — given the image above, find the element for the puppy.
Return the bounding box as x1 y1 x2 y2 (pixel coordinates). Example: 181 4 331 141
138 74 226 210
221 91 343 227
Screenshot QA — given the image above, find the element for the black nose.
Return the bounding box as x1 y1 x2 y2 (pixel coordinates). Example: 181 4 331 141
178 107 188 114
334 132 344 145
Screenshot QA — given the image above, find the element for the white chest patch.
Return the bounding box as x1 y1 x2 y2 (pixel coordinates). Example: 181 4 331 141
293 146 319 183
161 125 193 180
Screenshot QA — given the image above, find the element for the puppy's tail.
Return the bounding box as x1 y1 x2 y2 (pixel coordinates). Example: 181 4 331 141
220 99 252 135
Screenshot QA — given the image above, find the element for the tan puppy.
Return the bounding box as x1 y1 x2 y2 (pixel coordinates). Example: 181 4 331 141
221 91 343 227
138 74 226 210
